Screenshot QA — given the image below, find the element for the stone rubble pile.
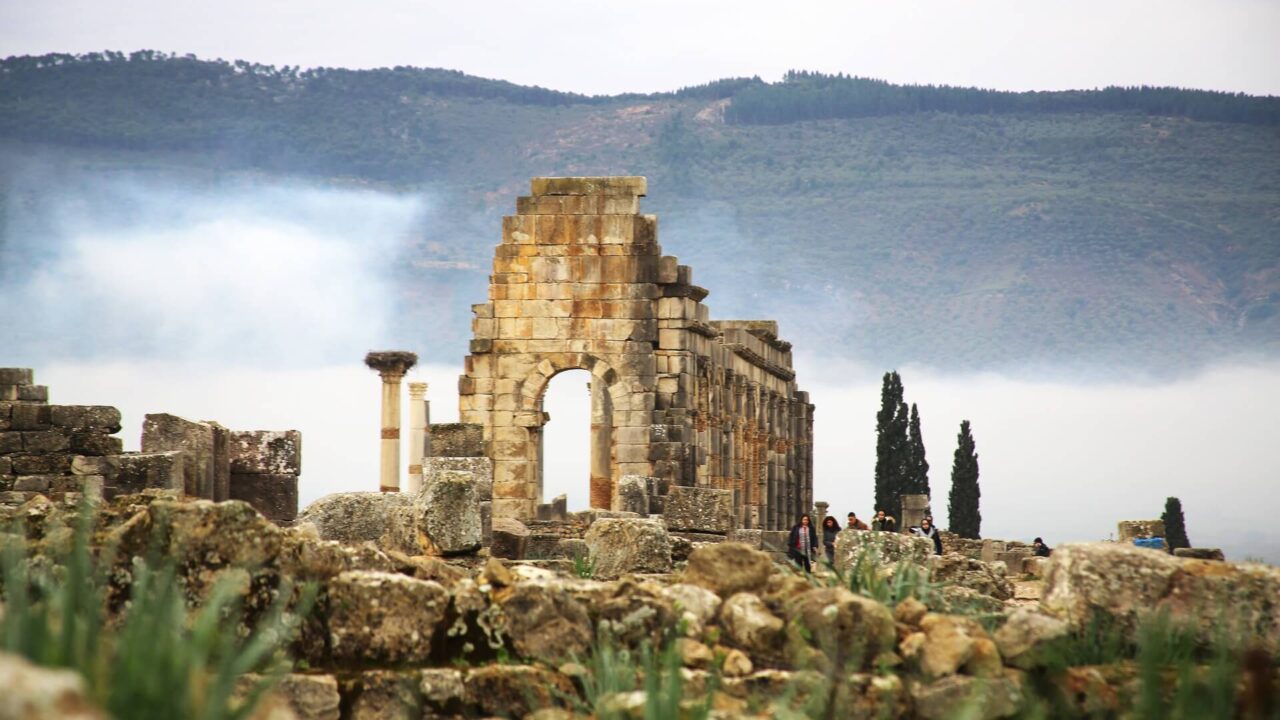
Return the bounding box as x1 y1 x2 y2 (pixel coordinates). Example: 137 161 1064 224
7 480 1277 720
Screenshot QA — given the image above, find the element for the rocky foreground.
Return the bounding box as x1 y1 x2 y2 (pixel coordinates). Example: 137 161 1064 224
2 492 1278 720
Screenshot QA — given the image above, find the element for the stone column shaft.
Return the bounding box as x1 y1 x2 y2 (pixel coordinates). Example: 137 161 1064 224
407 382 428 494
365 351 418 493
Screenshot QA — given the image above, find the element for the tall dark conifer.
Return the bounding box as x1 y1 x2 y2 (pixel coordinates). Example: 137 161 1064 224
947 420 981 539
907 403 930 498
874 371 907 518
1161 497 1190 550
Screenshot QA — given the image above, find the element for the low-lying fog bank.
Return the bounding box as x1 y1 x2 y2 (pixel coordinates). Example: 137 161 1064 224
36 359 1280 565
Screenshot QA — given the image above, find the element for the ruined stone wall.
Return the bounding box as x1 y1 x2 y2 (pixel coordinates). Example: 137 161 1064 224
0 367 300 522
459 177 813 529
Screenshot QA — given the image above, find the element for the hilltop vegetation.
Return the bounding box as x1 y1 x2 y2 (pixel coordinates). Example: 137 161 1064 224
2 52 1278 370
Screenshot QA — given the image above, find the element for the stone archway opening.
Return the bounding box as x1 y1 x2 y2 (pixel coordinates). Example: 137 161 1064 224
539 368 592 510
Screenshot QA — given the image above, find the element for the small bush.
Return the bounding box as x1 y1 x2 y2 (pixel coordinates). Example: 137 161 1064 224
572 551 596 579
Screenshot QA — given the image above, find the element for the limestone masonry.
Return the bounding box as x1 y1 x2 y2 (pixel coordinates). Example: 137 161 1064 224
0 368 301 523
456 176 814 529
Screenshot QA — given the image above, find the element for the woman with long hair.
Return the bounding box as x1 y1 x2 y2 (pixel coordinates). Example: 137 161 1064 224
820 515 841 565
788 514 818 573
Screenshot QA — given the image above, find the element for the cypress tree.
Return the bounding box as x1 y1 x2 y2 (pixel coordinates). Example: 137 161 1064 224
947 420 981 539
907 403 930 498
874 371 907 518
1161 497 1190 550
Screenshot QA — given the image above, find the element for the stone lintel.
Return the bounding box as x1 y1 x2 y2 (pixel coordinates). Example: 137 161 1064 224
364 350 418 376
531 176 647 197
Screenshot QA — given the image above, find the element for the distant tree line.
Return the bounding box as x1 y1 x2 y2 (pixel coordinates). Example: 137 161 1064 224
724 71 1280 127
0 53 771 181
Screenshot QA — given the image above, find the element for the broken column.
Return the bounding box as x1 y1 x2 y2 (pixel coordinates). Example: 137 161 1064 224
406 382 428 494
364 351 417 493
813 500 829 527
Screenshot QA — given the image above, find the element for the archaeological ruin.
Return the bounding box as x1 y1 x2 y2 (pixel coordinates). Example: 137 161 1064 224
5 179 1277 720
454 176 814 529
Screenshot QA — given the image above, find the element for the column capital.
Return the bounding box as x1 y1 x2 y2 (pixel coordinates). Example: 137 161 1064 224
365 350 418 378
408 382 429 400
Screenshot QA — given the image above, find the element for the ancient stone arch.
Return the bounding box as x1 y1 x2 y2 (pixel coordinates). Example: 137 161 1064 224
459 176 813 529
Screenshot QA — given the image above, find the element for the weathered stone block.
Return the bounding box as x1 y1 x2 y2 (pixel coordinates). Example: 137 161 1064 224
490 516 530 560
463 665 576 718
1116 520 1165 542
0 431 25 454
229 473 297 524
531 175 646 198
299 492 419 555
419 668 466 715
663 485 735 534
427 423 485 457
524 533 564 560
1043 542 1280 652
682 542 774 597
497 582 593 665
980 539 1005 563
49 473 105 498
727 529 764 549
12 453 74 475
415 470 482 556
613 474 651 514
70 453 116 479
832 529 933 572
14 475 57 492
142 414 220 498
585 517 672 578
0 369 34 385
423 457 493 500
68 430 122 457
11 404 51 431
236 673 340 720
113 451 184 495
21 430 71 454
17 385 48 402
49 406 122 432
228 430 301 476
927 554 1013 600
326 571 449 664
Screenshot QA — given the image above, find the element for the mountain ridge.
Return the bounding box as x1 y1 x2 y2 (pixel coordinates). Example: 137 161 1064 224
2 52 1278 372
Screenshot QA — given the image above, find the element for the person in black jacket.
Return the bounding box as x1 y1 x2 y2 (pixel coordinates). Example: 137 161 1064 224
821 515 841 565
871 510 897 533
788 514 818 572
912 517 943 555
1033 537 1052 557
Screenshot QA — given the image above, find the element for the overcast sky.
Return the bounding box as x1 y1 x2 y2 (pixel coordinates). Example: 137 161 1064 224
3 0 1278 96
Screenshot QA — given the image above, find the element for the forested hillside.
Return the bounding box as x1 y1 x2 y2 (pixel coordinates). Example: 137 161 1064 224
3 53 1278 372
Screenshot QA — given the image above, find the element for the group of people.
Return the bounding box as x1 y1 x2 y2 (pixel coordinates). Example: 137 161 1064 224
786 509 947 571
